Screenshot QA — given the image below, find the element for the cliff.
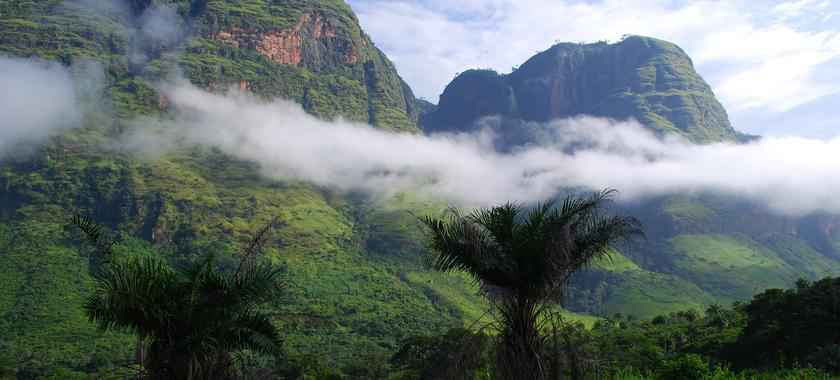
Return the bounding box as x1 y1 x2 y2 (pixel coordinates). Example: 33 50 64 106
423 36 746 143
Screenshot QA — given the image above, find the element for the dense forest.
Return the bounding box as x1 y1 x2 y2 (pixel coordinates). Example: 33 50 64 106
4 195 839 379
392 277 840 380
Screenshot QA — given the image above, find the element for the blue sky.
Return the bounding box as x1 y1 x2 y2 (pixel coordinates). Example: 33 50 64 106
347 0 840 138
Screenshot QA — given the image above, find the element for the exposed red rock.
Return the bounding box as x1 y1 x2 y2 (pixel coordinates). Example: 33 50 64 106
344 47 360 64
214 29 241 48
157 93 170 110
257 29 302 65
213 12 358 66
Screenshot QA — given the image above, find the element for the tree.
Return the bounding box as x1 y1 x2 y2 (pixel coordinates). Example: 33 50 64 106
392 328 493 380
73 216 285 380
728 277 840 373
422 190 640 380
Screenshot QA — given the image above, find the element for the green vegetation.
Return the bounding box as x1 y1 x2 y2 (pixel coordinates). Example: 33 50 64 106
598 271 715 317
734 278 840 372
0 0 443 377
394 277 840 380
0 217 134 379
669 234 821 301
2 0 840 378
422 192 640 380
73 216 284 379
418 35 840 323
663 197 716 223
594 250 642 273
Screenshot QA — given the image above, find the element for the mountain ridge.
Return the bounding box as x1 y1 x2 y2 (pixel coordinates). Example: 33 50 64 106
423 35 753 143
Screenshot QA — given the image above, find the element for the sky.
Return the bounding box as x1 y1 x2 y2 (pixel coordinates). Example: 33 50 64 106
346 0 840 138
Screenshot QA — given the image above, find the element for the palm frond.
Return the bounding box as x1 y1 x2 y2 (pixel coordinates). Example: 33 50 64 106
72 214 117 268
422 211 516 291
232 262 284 305
236 217 283 279
555 189 615 227
423 191 641 301
421 192 640 380
223 312 284 356
77 216 288 376
470 202 521 252
569 214 640 271
85 255 179 334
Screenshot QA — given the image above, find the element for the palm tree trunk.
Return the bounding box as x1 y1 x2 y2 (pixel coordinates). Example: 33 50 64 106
498 298 545 380
135 334 146 379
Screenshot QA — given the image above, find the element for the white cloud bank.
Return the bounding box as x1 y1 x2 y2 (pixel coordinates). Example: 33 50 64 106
2 51 837 217
122 83 840 216
0 57 82 155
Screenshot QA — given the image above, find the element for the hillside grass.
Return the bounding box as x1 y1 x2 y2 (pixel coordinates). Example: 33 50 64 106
669 234 796 300
601 271 714 317
664 196 716 222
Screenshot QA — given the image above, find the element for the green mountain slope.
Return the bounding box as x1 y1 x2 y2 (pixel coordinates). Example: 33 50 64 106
420 37 840 318
0 1 479 377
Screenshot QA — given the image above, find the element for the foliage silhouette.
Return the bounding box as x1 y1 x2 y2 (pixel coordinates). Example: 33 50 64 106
422 190 640 380
73 216 285 380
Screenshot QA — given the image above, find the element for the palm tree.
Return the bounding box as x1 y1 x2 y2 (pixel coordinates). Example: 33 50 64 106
422 190 640 380
74 216 285 380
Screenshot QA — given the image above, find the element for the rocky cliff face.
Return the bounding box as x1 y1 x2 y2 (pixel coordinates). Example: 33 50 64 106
211 11 362 67
192 0 421 130
424 36 744 143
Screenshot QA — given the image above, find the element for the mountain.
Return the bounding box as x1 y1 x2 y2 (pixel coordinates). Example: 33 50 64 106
0 1 486 377
2 1 839 377
421 36 840 317
423 36 752 143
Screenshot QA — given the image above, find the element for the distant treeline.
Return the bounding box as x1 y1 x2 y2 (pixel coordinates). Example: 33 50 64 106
390 277 840 380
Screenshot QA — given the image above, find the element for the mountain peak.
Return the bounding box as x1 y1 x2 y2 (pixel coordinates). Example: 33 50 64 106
423 36 743 143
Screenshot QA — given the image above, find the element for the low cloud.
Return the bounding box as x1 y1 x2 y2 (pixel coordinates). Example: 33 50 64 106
62 0 187 68
0 57 84 156
121 83 840 216
130 3 186 66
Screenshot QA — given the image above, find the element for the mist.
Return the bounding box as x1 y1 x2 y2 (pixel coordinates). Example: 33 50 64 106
61 0 187 68
130 3 186 66
0 57 82 156
116 82 840 216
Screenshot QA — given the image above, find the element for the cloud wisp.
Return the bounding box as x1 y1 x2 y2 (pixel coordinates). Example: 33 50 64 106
61 0 187 67
0 57 86 156
121 83 840 216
